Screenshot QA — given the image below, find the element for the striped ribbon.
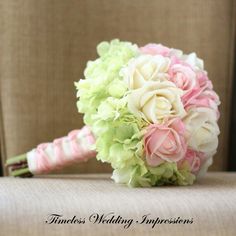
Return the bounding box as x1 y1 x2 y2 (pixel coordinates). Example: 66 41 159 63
26 126 97 174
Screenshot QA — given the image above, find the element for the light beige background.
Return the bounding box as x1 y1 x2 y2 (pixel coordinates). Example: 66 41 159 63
0 0 235 175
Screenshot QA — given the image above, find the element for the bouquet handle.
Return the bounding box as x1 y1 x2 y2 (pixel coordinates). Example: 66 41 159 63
6 126 97 177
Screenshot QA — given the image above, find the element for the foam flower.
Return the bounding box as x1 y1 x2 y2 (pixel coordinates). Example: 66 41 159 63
144 118 187 167
121 54 170 89
177 149 206 174
140 43 183 58
181 52 204 70
127 81 186 123
168 63 198 93
183 107 220 154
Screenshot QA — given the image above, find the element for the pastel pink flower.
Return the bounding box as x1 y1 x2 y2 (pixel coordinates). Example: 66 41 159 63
139 43 171 57
182 86 220 118
169 55 182 65
144 118 187 167
196 71 213 90
181 71 220 116
168 63 198 92
178 149 206 174
182 87 208 108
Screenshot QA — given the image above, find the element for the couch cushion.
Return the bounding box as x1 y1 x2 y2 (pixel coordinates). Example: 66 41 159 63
0 172 235 236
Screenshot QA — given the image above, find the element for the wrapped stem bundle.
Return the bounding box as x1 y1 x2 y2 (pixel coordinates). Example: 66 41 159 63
6 126 96 177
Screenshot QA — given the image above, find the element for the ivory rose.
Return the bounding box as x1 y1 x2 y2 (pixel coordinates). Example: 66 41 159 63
183 107 220 154
144 118 187 167
121 54 170 89
127 81 186 123
197 156 213 177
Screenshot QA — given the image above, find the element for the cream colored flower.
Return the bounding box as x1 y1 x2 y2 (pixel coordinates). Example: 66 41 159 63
197 156 213 177
127 81 186 123
183 107 220 154
121 54 170 89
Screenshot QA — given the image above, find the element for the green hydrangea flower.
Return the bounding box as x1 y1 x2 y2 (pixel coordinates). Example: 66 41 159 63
75 39 139 124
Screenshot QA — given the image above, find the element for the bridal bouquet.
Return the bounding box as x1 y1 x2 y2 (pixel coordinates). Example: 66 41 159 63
7 39 220 187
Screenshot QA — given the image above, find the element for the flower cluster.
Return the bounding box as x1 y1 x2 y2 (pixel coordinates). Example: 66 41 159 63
75 39 220 187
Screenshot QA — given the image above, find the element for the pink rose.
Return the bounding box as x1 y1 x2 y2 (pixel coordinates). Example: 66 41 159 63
182 86 220 118
140 44 171 56
196 71 213 90
168 63 198 92
178 149 206 174
182 88 209 108
181 71 220 116
144 118 187 167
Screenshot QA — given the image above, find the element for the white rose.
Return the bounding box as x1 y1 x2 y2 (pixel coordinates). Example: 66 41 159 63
183 107 220 154
121 54 170 89
127 81 186 123
181 52 204 70
197 156 213 178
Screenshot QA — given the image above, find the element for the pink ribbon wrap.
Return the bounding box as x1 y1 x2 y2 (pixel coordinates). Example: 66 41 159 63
26 126 97 174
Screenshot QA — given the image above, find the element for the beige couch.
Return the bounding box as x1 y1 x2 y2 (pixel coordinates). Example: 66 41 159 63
0 173 236 236
0 1 236 235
